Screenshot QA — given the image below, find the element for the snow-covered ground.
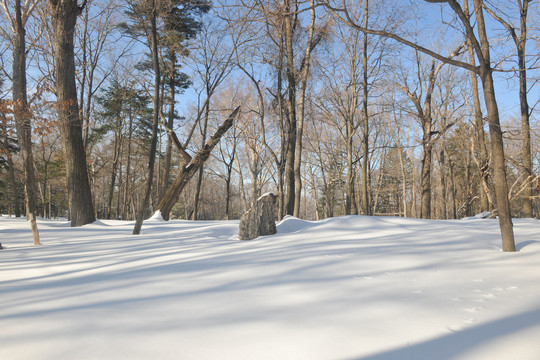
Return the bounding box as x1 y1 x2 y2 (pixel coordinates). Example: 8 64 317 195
1 214 539 360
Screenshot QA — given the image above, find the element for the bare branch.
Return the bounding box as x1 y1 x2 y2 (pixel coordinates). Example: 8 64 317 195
322 1 478 73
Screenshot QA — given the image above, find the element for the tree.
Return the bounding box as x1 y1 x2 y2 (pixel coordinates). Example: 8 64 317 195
49 0 95 227
1 0 41 243
326 0 516 251
129 0 160 235
396 55 447 219
463 0 491 213
0 99 22 216
77 0 128 152
188 17 236 219
122 0 210 231
158 0 209 205
482 0 534 217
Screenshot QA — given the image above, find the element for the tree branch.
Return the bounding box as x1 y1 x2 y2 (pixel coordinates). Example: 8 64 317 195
321 1 478 73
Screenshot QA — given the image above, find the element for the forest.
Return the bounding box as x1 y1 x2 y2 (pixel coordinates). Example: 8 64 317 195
0 0 538 251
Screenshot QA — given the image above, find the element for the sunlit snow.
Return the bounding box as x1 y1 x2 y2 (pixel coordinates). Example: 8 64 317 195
1 215 539 359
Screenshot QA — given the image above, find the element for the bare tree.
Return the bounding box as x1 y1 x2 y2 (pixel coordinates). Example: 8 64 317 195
188 19 237 220
48 0 95 227
463 0 492 213
132 0 160 235
397 54 447 219
483 0 535 217
1 0 41 243
326 0 516 251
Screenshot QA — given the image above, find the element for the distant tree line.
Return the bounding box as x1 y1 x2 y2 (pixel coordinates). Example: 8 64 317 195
0 0 538 251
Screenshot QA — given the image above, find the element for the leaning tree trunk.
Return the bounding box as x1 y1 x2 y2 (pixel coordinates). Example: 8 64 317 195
157 107 241 220
49 0 95 227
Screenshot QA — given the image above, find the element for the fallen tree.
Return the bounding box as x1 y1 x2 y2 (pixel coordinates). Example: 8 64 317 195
157 106 241 220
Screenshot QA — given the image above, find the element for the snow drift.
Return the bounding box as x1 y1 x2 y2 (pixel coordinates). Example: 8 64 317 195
1 215 539 359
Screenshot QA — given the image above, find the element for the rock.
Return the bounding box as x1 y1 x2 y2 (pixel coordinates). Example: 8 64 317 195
239 193 277 240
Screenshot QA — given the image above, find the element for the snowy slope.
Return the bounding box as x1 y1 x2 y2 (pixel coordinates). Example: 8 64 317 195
1 215 539 360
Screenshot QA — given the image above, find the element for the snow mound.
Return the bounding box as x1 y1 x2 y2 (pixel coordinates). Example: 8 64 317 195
147 211 165 222
1 216 540 360
276 215 319 234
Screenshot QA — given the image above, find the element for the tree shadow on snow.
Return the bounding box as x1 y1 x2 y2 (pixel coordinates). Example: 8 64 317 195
349 306 540 360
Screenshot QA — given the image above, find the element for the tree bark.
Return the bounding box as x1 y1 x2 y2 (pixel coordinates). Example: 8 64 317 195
49 0 95 227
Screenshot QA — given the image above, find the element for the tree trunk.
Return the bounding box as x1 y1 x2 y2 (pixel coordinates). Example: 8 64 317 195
105 126 121 219
224 162 233 220
160 56 176 204
361 0 371 216
49 0 95 227
472 0 515 251
192 92 210 220
464 0 491 213
133 0 160 235
480 69 515 251
1 116 21 217
122 110 134 220
13 0 40 243
449 154 457 219
345 128 355 215
284 0 297 216
517 3 532 217
293 0 316 217
276 43 286 220
439 149 447 219
420 119 433 219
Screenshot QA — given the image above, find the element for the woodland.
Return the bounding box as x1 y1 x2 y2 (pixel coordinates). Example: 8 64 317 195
0 0 538 251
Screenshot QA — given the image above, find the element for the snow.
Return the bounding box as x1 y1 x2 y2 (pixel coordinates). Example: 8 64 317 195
1 214 540 360
147 210 165 222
